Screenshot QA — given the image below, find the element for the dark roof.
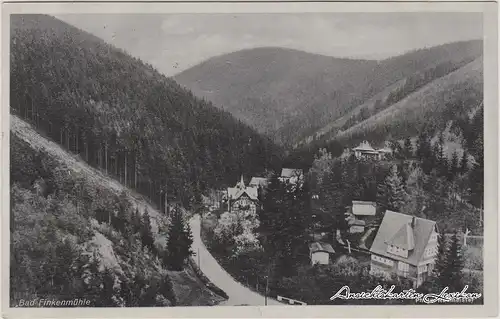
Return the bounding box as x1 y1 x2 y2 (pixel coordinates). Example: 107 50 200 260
309 242 335 254
369 211 436 266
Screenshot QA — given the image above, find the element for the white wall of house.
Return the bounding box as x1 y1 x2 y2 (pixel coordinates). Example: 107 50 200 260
350 225 365 233
311 251 329 265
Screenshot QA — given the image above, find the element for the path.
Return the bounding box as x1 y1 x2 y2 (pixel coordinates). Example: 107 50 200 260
190 215 283 306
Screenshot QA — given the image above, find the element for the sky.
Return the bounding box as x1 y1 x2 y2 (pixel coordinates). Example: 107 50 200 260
56 13 483 77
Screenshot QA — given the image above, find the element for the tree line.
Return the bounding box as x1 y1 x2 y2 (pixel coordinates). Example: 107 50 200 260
10 134 195 306
10 14 283 211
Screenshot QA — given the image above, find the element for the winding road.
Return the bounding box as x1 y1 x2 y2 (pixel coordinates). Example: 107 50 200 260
190 215 283 306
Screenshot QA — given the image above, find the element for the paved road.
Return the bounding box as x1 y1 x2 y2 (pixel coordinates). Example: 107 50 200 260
190 215 283 306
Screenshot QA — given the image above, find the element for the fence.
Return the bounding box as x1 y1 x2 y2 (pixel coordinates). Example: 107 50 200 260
276 296 307 305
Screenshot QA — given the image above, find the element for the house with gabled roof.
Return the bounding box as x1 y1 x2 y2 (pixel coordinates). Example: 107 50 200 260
369 211 439 288
279 168 304 185
345 200 377 234
309 242 335 265
249 177 268 188
226 175 259 215
353 141 380 159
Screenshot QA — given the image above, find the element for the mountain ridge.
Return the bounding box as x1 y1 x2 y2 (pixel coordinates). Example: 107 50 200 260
174 40 483 146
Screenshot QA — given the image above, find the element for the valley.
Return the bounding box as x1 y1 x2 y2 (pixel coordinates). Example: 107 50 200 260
9 13 485 308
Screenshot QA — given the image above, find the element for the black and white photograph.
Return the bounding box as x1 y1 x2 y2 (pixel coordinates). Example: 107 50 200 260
2 3 498 317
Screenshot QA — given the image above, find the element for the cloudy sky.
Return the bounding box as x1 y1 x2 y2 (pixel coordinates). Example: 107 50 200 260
56 13 483 77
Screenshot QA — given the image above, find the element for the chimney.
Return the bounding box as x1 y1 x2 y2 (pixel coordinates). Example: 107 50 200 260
410 216 416 228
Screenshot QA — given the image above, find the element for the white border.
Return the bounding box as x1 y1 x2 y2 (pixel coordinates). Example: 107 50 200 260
1 2 498 318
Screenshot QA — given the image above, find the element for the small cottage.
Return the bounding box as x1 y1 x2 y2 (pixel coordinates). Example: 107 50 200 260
309 242 335 265
349 219 366 234
345 200 377 233
249 177 268 188
279 168 304 185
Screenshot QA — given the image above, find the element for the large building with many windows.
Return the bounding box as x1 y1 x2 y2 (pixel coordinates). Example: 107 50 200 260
225 175 259 215
369 211 438 288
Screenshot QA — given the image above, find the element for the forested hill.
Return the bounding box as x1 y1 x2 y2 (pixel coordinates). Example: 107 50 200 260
174 41 482 147
175 47 378 146
10 14 284 209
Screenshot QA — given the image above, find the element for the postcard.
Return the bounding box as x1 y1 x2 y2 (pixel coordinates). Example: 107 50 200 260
1 1 498 318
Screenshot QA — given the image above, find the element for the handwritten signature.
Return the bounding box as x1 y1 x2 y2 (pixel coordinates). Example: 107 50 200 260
330 285 482 304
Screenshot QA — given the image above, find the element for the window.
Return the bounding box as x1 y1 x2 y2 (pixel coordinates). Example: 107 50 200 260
398 262 409 277
427 263 434 275
398 261 409 271
418 264 428 274
372 255 394 266
430 233 438 242
424 245 437 258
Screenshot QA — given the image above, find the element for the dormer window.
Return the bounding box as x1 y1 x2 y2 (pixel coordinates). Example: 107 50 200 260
387 244 408 258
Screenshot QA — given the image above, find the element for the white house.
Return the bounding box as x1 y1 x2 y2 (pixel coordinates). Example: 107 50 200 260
369 211 438 288
345 200 377 233
352 141 393 160
349 219 366 234
309 242 335 265
226 175 259 215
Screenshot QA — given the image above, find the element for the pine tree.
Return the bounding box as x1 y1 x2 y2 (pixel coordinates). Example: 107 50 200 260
434 228 447 279
376 181 388 214
404 137 413 158
448 151 459 181
418 132 434 174
82 255 104 303
258 174 286 254
100 267 116 307
469 137 484 208
131 207 141 234
259 173 309 273
416 132 427 160
460 150 469 174
391 140 404 160
164 208 193 270
385 165 407 211
441 231 464 291
141 209 155 255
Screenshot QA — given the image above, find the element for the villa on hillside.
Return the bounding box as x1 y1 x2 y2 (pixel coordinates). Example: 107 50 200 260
369 211 438 288
352 141 393 160
225 175 259 215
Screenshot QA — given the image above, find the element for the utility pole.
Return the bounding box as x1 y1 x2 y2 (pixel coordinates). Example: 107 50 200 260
198 247 200 267
265 257 272 306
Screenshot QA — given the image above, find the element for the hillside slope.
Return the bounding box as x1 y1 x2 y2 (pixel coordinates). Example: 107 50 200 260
175 41 482 146
334 56 483 147
175 47 377 145
10 14 284 212
10 114 225 306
